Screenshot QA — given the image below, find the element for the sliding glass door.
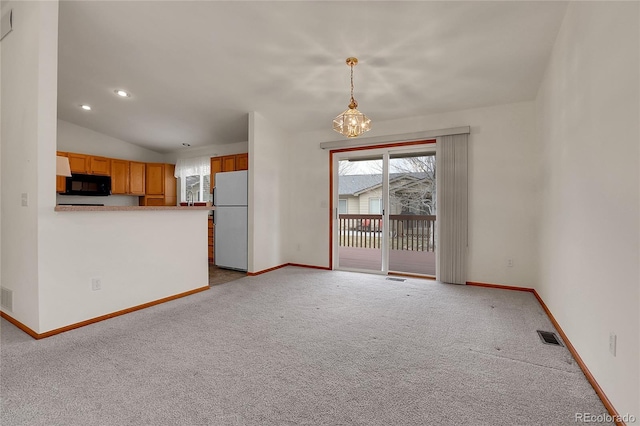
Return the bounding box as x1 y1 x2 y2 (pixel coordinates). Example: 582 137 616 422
336 156 384 272
388 154 436 275
333 147 436 276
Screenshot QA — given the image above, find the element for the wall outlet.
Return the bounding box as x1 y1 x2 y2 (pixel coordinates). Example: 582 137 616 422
91 278 102 291
507 258 514 268
609 332 616 356
21 193 28 207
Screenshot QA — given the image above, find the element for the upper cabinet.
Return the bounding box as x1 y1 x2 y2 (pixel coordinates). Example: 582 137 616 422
57 151 155 198
67 153 111 175
210 153 248 193
110 159 130 194
129 162 146 195
145 163 165 195
210 157 223 191
236 153 248 171
221 155 236 172
68 153 90 174
90 156 111 175
111 160 146 195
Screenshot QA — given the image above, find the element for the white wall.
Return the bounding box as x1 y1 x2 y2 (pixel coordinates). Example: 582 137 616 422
1 1 210 334
57 119 166 163
282 128 332 268
163 140 249 164
286 102 540 288
0 0 59 330
0 3 4 309
248 112 288 273
536 2 639 419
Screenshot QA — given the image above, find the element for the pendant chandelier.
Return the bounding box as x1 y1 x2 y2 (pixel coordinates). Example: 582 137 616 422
332 57 372 138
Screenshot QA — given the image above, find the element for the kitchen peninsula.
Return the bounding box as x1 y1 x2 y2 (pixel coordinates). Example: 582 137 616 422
54 205 213 212
34 203 213 338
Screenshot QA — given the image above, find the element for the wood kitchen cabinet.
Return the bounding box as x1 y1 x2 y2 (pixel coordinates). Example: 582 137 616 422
110 159 130 194
89 156 111 175
111 160 146 195
210 157 223 193
145 163 165 195
68 153 90 174
129 162 146 195
165 164 176 205
235 153 248 171
55 151 149 197
139 163 176 206
67 153 111 176
209 153 248 193
208 217 214 263
221 155 236 172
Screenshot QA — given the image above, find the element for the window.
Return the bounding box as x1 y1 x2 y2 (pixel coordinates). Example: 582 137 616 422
184 174 211 203
369 198 382 214
174 156 211 203
338 199 347 214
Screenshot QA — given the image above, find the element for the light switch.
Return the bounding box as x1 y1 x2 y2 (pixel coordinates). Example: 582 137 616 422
21 193 28 207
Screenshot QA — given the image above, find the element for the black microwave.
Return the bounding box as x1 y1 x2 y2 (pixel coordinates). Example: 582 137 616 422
61 173 111 196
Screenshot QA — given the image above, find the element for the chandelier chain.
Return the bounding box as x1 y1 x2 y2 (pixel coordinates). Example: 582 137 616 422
350 63 355 104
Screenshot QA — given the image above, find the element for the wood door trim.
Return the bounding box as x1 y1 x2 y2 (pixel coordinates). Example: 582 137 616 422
329 139 437 271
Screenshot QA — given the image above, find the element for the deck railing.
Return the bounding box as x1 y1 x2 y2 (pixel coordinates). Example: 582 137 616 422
338 214 436 251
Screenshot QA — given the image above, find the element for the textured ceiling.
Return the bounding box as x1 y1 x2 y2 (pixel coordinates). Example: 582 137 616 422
57 1 568 153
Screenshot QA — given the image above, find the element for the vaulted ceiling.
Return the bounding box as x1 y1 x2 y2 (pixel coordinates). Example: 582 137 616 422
57 1 568 153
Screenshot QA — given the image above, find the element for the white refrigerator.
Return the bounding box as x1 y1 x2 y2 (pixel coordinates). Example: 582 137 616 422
214 170 248 271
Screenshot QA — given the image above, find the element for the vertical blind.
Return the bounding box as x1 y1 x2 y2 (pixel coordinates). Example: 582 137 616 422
436 134 468 284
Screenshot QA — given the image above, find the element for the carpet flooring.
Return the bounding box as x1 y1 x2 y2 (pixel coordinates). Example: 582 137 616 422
1 267 612 425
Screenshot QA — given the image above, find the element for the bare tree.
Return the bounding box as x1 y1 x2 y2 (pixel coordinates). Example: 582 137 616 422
338 160 358 176
389 155 436 215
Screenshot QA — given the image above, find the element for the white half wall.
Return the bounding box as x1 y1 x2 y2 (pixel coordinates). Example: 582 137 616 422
286 102 540 287
536 2 639 419
248 112 288 273
38 210 209 332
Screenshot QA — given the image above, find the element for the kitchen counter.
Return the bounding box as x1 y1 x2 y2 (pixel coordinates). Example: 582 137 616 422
55 205 214 212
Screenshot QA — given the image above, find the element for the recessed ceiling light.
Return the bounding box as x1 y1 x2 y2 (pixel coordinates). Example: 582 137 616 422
114 89 131 98
182 143 191 147
80 104 92 111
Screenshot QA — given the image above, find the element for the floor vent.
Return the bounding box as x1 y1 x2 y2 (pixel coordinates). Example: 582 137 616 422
537 330 563 346
386 277 406 282
1 287 13 312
